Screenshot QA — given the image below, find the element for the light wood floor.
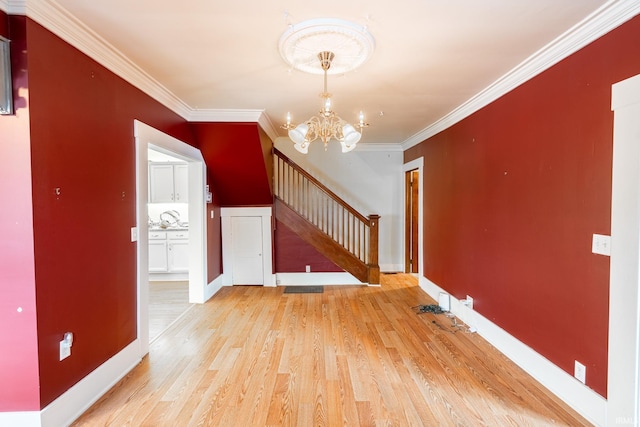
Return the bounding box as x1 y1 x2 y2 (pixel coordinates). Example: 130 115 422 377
149 280 192 342
73 274 591 426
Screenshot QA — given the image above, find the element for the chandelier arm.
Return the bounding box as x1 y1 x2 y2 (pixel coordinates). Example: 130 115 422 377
282 50 367 153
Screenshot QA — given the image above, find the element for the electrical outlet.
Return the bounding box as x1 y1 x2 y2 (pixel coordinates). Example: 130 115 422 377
438 292 450 311
305 265 311 273
574 360 586 384
60 340 71 361
460 295 473 309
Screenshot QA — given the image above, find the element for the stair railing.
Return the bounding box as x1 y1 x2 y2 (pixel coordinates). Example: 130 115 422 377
273 149 379 283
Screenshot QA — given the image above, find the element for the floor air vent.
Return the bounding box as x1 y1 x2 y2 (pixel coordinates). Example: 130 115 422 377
283 286 324 294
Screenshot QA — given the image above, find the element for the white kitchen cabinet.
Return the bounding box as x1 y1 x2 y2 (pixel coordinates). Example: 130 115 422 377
167 230 189 272
149 163 188 203
148 231 168 272
149 230 189 275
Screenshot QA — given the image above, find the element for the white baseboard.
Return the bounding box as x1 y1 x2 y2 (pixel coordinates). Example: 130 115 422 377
380 263 403 272
0 411 41 427
149 272 188 281
419 276 606 426
1 340 143 427
203 273 225 301
275 272 362 285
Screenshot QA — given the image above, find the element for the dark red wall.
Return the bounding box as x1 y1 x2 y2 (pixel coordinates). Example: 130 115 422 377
192 122 273 207
205 186 222 283
405 16 640 397
0 10 7 36
23 18 197 408
274 220 342 272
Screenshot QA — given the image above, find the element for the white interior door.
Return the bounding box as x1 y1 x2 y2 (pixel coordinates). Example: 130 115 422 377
231 216 264 285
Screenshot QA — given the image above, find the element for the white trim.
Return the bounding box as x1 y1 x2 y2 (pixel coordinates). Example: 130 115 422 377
0 412 39 427
418 276 606 426
6 0 636 155
3 0 23 14
380 263 403 272
608 73 640 426
257 112 279 143
0 340 144 427
204 271 225 301
189 110 280 143
401 0 640 150
220 207 274 287
276 272 362 286
134 120 208 359
356 143 404 152
41 340 142 427
403 158 424 277
20 0 191 119
187 108 265 123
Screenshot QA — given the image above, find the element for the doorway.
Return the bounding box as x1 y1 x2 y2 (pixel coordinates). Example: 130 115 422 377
403 158 423 277
134 120 207 355
147 148 191 341
221 207 274 287
405 169 419 273
230 216 264 285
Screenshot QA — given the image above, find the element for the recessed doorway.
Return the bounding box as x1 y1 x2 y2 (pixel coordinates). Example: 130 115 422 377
405 169 419 273
403 158 423 277
134 120 207 355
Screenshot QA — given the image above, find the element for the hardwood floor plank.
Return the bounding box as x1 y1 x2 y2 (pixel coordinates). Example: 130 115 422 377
72 274 592 426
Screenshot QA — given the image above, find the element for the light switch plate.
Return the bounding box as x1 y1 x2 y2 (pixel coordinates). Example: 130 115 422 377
592 234 611 256
574 360 586 384
131 227 138 242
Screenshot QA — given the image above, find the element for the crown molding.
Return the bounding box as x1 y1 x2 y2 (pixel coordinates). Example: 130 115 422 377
401 0 640 151
4 0 23 14
188 108 264 123
188 109 280 142
356 143 403 152
18 0 191 119
256 112 280 143
8 0 638 152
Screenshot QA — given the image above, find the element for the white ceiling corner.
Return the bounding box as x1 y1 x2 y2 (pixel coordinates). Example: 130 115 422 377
401 0 640 151
24 0 192 119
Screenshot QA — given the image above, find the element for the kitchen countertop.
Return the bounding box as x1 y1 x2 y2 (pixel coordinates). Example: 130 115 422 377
149 226 189 231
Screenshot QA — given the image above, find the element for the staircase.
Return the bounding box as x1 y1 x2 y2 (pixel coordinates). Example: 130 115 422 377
273 149 380 284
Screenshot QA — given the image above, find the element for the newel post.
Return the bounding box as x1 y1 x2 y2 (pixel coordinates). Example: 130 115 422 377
367 214 380 284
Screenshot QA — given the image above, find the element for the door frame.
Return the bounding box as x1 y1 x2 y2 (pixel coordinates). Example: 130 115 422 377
403 158 424 277
608 73 640 425
404 169 420 273
221 207 274 287
134 120 207 355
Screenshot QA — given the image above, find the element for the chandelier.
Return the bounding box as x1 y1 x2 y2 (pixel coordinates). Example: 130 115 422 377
282 51 368 154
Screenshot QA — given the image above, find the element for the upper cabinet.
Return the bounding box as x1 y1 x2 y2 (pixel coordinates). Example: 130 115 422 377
149 163 189 203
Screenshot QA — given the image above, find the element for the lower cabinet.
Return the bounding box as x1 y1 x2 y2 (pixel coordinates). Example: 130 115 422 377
149 230 189 274
167 231 189 272
149 236 168 272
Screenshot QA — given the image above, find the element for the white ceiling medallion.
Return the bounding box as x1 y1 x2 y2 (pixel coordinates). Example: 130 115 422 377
278 18 375 75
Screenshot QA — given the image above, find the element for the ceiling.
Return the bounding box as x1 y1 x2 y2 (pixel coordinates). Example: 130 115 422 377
5 0 626 146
